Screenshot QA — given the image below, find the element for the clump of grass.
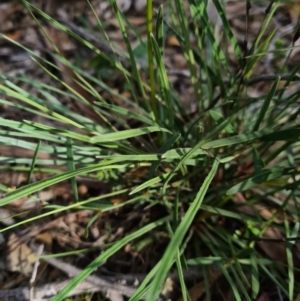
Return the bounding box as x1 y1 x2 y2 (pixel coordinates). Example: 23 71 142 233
1 0 300 300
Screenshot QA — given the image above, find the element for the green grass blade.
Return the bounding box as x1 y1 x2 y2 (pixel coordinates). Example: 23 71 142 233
148 133 181 178
250 253 259 299
0 83 87 131
247 2 280 58
252 76 280 131
223 264 242 301
90 126 171 143
173 0 202 100
211 0 242 65
146 159 219 301
244 28 277 78
0 160 123 207
109 0 147 102
155 5 164 58
202 126 300 150
95 103 154 126
189 0 231 80
226 166 295 195
51 216 170 301
130 173 170 195
161 148 206 160
151 33 174 127
175 250 189 301
209 110 236 134
1 188 130 232
66 137 78 202
28 141 41 184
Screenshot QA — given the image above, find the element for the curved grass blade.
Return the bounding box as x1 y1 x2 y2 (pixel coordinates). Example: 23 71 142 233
97 154 160 161
95 103 154 125
221 265 242 301
0 135 100 161
202 126 300 150
146 159 219 301
84 211 102 238
90 126 171 143
23 121 91 142
188 0 231 80
16 2 133 77
226 166 295 195
252 147 264 174
109 0 147 104
211 0 242 65
0 160 124 207
162 148 206 160
173 0 203 100
244 28 277 79
148 133 181 178
155 5 164 58
130 172 170 195
1 188 129 232
28 141 41 184
259 127 300 142
0 82 86 131
151 33 174 127
161 117 230 200
209 110 236 135
252 76 280 131
250 253 259 299
50 216 170 301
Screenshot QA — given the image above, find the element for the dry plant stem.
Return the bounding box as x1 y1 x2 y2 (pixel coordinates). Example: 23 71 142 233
0 279 104 301
29 244 44 301
0 257 208 301
29 244 138 298
4 211 103 256
2 238 207 301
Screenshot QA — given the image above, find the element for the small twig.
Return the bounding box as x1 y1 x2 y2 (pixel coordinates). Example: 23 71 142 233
29 244 44 301
29 243 137 299
0 279 103 301
0 268 207 301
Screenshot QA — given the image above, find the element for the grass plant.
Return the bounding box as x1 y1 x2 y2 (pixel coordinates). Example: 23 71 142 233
1 0 300 300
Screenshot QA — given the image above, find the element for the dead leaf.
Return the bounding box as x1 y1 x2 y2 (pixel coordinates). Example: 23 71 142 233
3 32 20 41
6 233 37 275
257 227 286 264
166 36 180 47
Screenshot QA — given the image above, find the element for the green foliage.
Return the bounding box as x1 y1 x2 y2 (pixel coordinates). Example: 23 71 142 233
1 0 300 300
